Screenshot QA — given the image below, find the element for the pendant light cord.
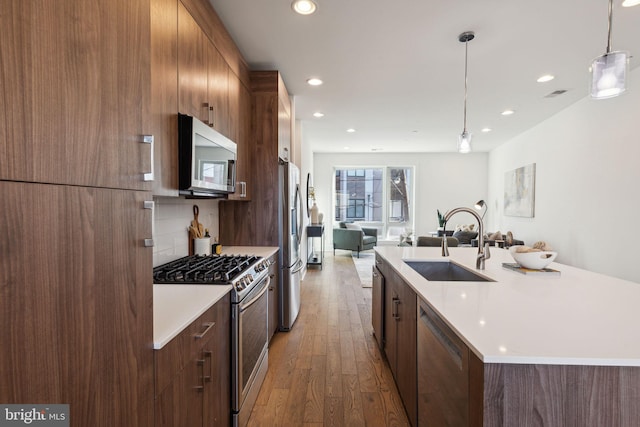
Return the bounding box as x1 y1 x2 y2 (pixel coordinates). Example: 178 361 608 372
463 39 469 132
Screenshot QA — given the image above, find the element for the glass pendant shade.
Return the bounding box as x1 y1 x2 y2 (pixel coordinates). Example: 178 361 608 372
590 51 629 99
458 131 472 154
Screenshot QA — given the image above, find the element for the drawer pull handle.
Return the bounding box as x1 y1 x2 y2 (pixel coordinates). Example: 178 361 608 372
194 322 215 339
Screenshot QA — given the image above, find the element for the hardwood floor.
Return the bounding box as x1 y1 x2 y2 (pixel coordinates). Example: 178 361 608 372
247 253 410 426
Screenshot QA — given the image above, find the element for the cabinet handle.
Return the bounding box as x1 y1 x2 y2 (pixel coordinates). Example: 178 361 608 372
195 358 205 392
143 238 154 247
208 105 214 128
392 297 400 320
203 350 212 383
194 321 215 339
141 135 154 181
238 181 247 197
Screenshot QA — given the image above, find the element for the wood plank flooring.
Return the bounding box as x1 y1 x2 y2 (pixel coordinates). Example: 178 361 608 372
247 253 410 427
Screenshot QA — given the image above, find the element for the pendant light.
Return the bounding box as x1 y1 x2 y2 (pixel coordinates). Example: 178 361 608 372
589 0 629 99
458 31 475 153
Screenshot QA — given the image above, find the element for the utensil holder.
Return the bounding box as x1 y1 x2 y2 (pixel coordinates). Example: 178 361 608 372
194 238 211 256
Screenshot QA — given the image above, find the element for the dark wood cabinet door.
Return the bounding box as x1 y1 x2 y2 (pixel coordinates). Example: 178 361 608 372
0 0 151 191
372 265 385 350
203 294 231 427
178 1 208 124
156 356 205 427
395 276 417 427
207 42 230 138
150 0 179 196
0 181 154 426
227 75 251 200
384 283 399 375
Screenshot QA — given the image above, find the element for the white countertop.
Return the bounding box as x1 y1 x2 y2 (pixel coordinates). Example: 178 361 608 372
375 246 640 366
153 246 279 349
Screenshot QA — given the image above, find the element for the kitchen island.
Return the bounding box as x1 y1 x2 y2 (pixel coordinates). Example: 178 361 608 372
374 246 640 426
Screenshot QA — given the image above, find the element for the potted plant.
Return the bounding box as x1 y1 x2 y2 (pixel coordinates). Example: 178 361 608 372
437 209 447 229
437 209 448 237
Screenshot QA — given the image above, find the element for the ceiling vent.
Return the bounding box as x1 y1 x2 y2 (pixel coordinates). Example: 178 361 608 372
545 89 568 98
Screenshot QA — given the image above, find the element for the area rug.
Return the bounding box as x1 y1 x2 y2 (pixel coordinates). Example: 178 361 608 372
352 252 374 287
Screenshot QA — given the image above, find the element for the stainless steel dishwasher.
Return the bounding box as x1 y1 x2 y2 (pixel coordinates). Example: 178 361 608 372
417 298 470 426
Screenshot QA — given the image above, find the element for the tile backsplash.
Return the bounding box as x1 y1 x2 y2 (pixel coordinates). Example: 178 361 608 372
153 196 220 267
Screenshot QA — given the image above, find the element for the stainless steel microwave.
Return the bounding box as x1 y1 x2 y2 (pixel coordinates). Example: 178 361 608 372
178 113 237 197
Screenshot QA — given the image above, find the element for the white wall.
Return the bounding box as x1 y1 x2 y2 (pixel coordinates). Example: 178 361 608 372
298 119 315 277
313 152 488 248
152 197 220 267
488 67 640 283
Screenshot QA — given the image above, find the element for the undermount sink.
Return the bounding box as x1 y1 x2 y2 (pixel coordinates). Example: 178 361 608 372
404 260 494 282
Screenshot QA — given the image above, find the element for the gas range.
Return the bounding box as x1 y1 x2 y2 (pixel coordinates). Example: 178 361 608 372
153 254 271 302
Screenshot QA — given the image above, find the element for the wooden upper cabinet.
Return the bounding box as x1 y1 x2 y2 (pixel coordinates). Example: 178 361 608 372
227 76 252 200
150 0 179 196
207 43 230 138
178 2 208 124
0 0 151 191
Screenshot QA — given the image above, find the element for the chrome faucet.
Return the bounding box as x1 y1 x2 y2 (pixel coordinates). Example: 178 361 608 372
441 207 490 270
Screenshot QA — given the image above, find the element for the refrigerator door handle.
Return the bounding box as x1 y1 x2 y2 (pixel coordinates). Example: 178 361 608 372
291 258 305 274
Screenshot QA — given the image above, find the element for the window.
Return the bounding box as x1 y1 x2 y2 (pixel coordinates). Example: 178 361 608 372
335 168 383 222
334 166 414 240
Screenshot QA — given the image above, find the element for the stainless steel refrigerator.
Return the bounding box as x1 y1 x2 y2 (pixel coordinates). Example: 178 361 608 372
278 160 304 331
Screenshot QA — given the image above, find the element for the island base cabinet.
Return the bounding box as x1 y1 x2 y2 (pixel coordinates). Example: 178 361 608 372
383 265 417 426
372 264 384 350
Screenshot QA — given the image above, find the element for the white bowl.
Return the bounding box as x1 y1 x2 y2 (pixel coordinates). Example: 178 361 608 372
509 246 558 270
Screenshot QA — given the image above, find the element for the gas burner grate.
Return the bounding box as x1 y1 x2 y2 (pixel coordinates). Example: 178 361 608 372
153 254 260 284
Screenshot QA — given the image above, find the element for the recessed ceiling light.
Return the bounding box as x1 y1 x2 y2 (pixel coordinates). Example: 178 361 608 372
306 78 323 86
346 128 356 133
622 0 640 7
291 0 317 15
481 127 492 133
313 112 324 118
343 146 350 150
537 74 555 83
501 109 515 116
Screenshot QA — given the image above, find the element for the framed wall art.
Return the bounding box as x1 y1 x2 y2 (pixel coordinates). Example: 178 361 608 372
504 163 536 217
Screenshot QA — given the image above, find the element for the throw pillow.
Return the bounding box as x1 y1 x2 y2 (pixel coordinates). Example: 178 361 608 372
453 230 478 244
345 223 362 230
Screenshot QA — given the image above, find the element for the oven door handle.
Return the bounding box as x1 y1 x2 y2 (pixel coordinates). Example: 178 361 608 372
240 275 271 313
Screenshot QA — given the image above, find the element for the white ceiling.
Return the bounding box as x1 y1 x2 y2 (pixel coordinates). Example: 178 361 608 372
209 0 640 153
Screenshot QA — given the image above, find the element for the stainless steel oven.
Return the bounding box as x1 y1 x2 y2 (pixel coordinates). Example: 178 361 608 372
232 272 270 427
153 254 272 427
